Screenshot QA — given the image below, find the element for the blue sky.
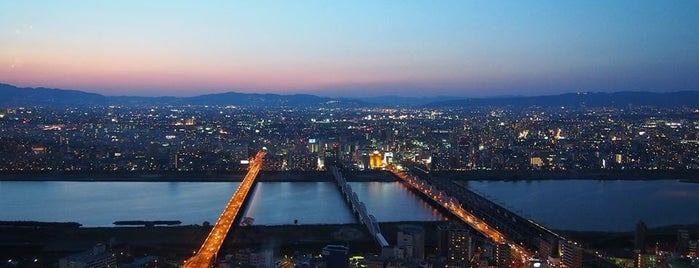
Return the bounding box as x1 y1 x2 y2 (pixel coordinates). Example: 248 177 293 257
1 1 698 97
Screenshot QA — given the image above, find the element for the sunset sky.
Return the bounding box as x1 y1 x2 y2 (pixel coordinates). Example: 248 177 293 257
1 1 698 97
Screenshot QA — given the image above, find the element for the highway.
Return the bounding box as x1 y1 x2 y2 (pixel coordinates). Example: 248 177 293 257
387 165 531 267
183 150 266 268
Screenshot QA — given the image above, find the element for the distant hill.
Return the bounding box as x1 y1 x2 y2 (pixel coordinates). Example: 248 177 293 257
0 83 364 107
1 83 697 108
424 91 699 108
0 83 108 106
360 95 461 107
186 92 357 107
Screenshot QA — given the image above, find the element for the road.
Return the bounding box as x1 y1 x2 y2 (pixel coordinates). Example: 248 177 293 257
183 150 266 268
387 165 531 267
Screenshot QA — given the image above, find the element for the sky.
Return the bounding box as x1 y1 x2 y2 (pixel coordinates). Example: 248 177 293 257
1 1 698 97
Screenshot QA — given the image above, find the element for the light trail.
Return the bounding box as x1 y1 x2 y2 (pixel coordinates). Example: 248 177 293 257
183 150 266 268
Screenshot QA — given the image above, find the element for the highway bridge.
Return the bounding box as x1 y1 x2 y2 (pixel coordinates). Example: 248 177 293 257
387 165 532 266
398 165 621 267
331 167 390 248
183 150 266 268
401 163 564 258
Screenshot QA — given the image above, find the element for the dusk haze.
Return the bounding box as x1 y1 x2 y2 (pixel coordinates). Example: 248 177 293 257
2 1 698 97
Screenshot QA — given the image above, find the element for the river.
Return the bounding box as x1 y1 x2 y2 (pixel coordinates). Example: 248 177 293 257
1 180 697 231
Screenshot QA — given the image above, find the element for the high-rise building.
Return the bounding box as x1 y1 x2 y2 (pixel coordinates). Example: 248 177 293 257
496 243 512 268
437 225 472 266
560 241 583 268
397 225 425 260
457 135 472 169
321 245 349 268
635 221 647 253
677 229 690 256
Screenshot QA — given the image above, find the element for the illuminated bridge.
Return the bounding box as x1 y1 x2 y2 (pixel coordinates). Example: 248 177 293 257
387 165 532 266
183 150 266 268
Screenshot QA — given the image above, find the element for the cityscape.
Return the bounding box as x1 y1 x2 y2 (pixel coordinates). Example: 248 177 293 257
3 102 699 173
1 89 699 268
2 1 699 268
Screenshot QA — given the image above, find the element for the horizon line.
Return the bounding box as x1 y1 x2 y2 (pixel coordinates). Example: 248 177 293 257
2 82 698 100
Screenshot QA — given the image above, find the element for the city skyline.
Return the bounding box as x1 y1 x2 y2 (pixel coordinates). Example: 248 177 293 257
2 1 698 97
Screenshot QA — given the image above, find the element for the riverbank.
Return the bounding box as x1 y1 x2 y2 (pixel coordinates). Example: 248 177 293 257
0 221 444 267
557 223 699 250
3 220 697 267
438 169 699 182
2 169 698 182
0 170 397 182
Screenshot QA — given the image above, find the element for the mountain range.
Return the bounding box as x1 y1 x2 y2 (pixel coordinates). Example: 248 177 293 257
1 83 698 108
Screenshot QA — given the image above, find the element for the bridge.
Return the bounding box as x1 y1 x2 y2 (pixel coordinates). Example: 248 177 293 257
183 150 266 268
401 164 567 257
387 165 532 265
395 165 622 267
331 167 390 248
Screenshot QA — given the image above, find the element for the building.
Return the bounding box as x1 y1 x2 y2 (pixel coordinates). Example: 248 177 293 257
530 156 544 167
635 221 647 253
635 253 656 268
560 241 583 268
397 225 425 260
677 229 690 256
538 237 559 262
308 138 320 153
233 248 270 268
496 243 512 268
437 225 472 266
369 151 383 169
322 245 349 268
615 153 624 164
59 244 117 268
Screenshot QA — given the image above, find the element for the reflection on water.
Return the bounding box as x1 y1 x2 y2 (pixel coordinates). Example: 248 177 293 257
0 181 240 226
243 182 356 225
348 182 447 222
0 181 445 227
466 179 699 231
4 179 695 230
